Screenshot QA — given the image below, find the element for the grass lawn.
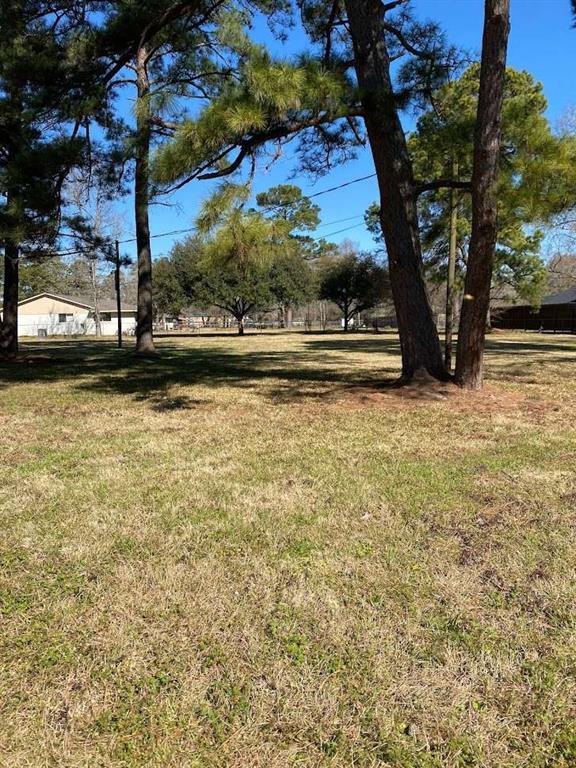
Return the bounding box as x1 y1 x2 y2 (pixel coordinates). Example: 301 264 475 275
0 331 575 767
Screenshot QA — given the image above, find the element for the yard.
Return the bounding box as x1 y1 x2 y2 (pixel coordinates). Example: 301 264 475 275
0 331 575 767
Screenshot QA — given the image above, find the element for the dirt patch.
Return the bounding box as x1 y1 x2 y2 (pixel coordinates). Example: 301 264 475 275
335 379 554 417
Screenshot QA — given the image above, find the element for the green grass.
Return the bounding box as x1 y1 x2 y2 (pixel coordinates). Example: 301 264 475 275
0 330 575 767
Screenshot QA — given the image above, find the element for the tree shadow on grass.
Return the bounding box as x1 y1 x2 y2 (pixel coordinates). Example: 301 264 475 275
0 337 396 406
485 337 576 356
0 335 408 409
0 334 574 409
483 337 576 383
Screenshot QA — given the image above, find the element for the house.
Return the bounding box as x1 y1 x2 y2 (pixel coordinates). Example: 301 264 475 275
493 288 576 334
1 292 137 337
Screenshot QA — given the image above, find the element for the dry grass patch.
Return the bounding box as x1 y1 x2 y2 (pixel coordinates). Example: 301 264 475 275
0 331 575 767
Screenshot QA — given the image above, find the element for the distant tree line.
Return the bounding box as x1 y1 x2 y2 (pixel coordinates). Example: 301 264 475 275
154 184 389 334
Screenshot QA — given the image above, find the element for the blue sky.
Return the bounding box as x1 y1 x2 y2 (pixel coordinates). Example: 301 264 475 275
117 0 575 263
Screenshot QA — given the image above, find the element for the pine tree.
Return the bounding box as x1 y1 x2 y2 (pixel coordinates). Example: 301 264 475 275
413 66 575 288
159 182 318 333
0 1 103 357
153 0 517 387
170 221 276 336
367 65 576 366
455 0 511 389
97 2 277 354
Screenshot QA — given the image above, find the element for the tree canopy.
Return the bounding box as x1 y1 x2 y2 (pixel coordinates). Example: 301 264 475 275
412 65 576 304
154 184 319 333
0 0 97 354
366 65 576 306
319 247 389 332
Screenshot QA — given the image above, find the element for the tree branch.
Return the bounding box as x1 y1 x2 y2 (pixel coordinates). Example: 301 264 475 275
382 22 437 60
323 0 341 66
197 145 250 180
150 115 178 132
194 108 365 182
382 0 409 13
103 1 226 84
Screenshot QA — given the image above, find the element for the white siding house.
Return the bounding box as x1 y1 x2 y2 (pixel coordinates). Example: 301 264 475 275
1 293 137 338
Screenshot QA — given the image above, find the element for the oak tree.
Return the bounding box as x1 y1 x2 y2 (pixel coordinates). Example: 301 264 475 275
319 247 388 332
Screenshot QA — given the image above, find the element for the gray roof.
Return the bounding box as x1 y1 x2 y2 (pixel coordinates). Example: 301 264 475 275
497 287 576 310
540 287 576 305
17 292 136 312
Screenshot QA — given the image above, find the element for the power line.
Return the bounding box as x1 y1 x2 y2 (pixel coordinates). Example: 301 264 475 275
307 173 377 200
117 174 376 245
315 214 364 228
117 227 195 245
117 214 368 248
317 222 365 239
8 218 368 263
19 175 374 258
10 214 369 262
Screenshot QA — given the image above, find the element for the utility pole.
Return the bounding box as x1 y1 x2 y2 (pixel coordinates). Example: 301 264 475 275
445 160 459 371
115 239 122 348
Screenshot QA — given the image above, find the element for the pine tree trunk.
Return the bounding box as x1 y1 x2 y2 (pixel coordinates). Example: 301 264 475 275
445 161 459 371
0 241 19 358
455 0 510 389
238 318 245 335
286 305 293 330
1 28 23 360
134 45 155 355
344 0 447 382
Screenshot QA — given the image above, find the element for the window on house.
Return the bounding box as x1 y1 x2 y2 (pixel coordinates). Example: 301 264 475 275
58 313 73 323
100 312 112 322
